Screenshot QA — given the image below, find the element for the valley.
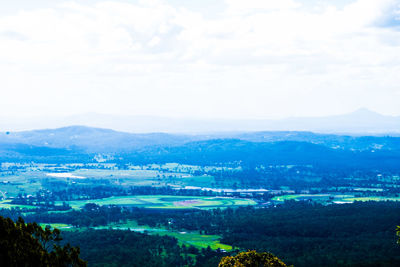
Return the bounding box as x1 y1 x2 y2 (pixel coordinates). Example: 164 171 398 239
1 128 400 266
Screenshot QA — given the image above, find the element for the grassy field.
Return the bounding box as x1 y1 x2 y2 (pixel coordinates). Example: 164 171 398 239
0 172 44 198
39 223 73 230
57 195 257 210
95 220 233 250
71 169 219 188
272 194 333 202
160 231 232 250
0 199 38 210
341 196 400 202
272 194 400 204
41 219 233 251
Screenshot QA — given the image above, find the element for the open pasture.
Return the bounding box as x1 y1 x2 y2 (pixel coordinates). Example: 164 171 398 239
159 231 232 250
59 195 257 210
94 220 233 250
45 168 217 188
45 219 233 251
341 196 400 202
0 199 38 210
272 194 400 204
39 223 72 230
272 194 333 202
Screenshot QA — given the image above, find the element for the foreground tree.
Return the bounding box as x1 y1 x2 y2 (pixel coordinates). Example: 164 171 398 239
218 250 288 267
397 225 400 244
0 216 86 267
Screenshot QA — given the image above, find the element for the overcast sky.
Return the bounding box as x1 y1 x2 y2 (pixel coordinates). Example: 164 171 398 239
0 0 400 119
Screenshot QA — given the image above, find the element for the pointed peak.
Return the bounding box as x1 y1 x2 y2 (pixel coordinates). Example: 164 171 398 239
349 108 382 117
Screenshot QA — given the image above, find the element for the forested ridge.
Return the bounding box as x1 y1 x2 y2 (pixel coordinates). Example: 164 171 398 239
2 127 400 172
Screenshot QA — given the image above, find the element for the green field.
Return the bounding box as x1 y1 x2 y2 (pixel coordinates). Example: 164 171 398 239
41 219 233 251
159 231 232 250
342 196 400 202
57 195 257 210
70 169 218 188
39 223 73 230
272 194 400 204
0 172 44 198
272 194 333 202
0 199 38 210
95 220 232 250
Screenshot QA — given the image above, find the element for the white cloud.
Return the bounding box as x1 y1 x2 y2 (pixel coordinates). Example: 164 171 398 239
148 36 161 46
225 0 301 13
0 0 399 120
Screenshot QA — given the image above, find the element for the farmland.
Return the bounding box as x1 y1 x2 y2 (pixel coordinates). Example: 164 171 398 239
41 219 233 251
272 194 400 204
95 220 233 250
56 195 257 210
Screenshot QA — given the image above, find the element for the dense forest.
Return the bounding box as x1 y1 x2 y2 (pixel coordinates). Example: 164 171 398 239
2 201 400 266
62 229 196 267
137 201 400 267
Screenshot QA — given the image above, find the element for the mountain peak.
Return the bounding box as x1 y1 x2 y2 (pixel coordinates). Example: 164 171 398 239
348 108 383 118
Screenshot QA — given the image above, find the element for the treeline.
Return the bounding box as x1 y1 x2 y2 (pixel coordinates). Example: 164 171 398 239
62 229 229 267
61 229 193 267
13 184 220 207
3 139 400 173
1 204 195 228
115 140 400 171
0 213 226 267
153 201 400 266
3 201 400 266
51 201 399 267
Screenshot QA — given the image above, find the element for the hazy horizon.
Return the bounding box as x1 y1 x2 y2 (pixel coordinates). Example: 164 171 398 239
0 107 399 134
1 0 400 120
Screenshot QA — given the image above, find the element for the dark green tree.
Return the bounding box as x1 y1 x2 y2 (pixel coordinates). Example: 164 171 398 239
0 216 86 267
218 250 288 267
397 225 400 244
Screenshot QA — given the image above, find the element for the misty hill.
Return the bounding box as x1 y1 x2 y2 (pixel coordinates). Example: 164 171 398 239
0 126 400 170
0 126 200 153
119 139 400 170
1 126 400 153
265 108 400 134
1 108 399 134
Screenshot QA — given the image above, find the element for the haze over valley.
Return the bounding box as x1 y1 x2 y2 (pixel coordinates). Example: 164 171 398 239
1 0 400 266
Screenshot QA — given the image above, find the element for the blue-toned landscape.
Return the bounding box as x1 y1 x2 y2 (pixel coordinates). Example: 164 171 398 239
1 0 400 266
1 122 400 266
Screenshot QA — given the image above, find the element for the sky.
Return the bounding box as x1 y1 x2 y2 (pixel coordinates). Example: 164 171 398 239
0 0 400 120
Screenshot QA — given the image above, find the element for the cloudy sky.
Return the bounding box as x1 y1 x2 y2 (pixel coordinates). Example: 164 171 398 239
1 0 400 119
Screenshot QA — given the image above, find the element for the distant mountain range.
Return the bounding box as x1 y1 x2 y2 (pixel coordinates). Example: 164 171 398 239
0 125 400 169
0 108 399 134
1 125 400 153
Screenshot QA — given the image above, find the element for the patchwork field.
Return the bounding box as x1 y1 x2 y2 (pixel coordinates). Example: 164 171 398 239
272 194 400 204
58 195 257 210
0 166 221 193
103 220 233 250
43 220 233 251
0 199 38 210
341 196 400 202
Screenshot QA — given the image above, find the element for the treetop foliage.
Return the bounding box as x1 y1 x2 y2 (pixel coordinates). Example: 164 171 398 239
218 251 288 267
0 215 86 267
